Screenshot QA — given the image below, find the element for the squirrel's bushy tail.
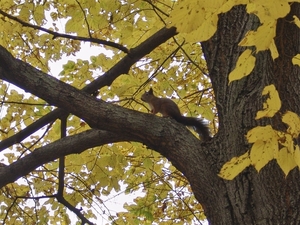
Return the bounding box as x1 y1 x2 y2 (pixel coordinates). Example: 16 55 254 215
173 116 211 141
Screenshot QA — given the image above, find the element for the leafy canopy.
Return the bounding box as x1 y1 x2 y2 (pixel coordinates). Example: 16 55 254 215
0 0 300 224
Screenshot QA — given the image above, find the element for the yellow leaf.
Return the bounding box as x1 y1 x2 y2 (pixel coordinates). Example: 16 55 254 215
201 105 215 121
185 18 218 42
218 151 250 180
19 4 30 20
247 1 290 22
249 139 277 172
292 54 300 66
255 84 281 119
111 177 120 192
33 5 45 25
246 125 277 143
276 147 297 176
293 15 300 28
294 146 300 168
228 49 256 83
65 17 83 34
23 116 33 127
167 0 205 33
15 184 30 196
167 0 220 41
246 125 279 172
217 0 237 14
143 158 153 169
66 154 83 173
239 20 276 52
63 213 71 225
276 131 294 152
282 111 300 137
240 0 290 54
269 39 279 59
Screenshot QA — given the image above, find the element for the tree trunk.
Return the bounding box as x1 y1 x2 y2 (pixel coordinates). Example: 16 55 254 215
198 4 300 225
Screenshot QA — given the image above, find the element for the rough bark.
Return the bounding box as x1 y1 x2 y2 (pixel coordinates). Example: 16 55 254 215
201 4 300 225
0 3 299 225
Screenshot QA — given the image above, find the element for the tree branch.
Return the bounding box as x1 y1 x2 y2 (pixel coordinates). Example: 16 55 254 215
55 116 93 224
0 26 177 152
0 9 129 53
0 129 136 188
0 46 221 210
0 44 161 137
75 0 92 38
56 194 95 225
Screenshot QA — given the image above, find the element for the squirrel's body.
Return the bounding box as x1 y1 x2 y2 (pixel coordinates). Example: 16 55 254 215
141 88 210 141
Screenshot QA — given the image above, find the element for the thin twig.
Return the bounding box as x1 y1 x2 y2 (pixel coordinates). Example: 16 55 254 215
0 9 129 53
75 0 92 38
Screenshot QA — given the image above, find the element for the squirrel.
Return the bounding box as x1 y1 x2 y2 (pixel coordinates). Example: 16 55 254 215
141 88 210 141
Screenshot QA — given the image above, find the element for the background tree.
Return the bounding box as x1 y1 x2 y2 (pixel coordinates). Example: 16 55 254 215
0 0 300 224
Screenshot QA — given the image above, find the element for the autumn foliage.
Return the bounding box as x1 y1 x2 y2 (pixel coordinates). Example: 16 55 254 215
0 0 300 224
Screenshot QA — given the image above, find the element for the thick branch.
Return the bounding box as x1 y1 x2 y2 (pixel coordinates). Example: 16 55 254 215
0 45 161 136
0 129 134 188
0 26 177 152
0 45 224 218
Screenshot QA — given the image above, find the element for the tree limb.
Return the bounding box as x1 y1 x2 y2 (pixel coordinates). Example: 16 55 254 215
0 46 222 214
0 26 177 152
0 129 135 188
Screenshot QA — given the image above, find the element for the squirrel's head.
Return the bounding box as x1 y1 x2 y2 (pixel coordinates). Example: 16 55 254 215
141 88 154 102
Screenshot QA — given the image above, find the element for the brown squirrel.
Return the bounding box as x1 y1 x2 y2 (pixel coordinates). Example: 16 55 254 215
141 88 210 141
